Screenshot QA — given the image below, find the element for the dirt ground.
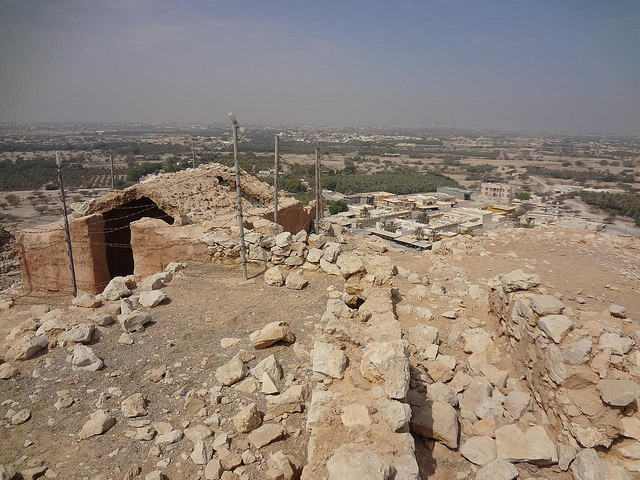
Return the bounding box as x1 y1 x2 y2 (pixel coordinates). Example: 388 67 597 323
0 263 340 479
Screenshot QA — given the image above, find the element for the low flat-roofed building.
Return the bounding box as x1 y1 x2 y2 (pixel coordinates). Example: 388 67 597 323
345 193 374 205
437 186 472 200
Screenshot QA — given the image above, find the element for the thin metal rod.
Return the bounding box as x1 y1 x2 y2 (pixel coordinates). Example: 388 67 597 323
233 125 248 281
191 138 196 168
315 146 322 232
274 135 279 225
110 154 115 190
56 151 78 297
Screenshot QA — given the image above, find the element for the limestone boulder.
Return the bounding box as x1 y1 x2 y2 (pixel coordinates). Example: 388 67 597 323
538 314 573 343
285 272 308 290
495 424 558 465
529 294 565 316
121 393 147 418
139 290 168 308
79 410 116 439
571 448 608 480
312 341 347 379
326 450 392 480
72 291 102 308
411 401 459 449
102 276 134 301
500 269 540 292
250 321 296 349
247 423 286 449
233 403 262 433
58 323 95 347
5 334 47 361
215 356 247 386
361 341 410 400
139 271 172 291
460 436 496 466
72 344 104 371
475 459 518 480
597 379 640 407
264 267 285 287
118 311 151 332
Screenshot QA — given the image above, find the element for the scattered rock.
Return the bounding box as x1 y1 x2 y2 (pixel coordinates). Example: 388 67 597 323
233 403 262 433
72 344 104 372
326 450 392 480
571 448 608 480
609 304 628 319
285 272 308 290
121 393 147 418
0 363 19 379
538 314 573 343
250 321 296 349
247 424 286 449
139 290 168 308
11 408 31 425
264 267 285 287
79 410 116 439
215 356 247 386
5 334 47 361
118 311 152 332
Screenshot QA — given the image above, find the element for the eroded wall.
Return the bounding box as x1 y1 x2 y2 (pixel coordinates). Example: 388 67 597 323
15 214 110 295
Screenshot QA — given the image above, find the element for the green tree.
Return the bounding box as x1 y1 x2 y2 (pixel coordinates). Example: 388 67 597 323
413 226 424 240
361 206 371 218
515 191 532 201
415 212 429 224
328 199 349 215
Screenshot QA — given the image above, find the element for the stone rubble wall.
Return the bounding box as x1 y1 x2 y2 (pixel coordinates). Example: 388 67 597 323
489 269 640 474
301 253 420 480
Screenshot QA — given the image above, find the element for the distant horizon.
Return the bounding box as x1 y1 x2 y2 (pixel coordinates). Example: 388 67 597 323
1 120 638 138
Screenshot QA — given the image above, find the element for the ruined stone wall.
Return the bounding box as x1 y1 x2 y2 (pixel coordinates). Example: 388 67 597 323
261 203 316 236
15 215 110 295
489 269 640 472
130 218 210 280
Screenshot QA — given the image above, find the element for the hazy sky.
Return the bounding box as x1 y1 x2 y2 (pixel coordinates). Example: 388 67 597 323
1 0 639 133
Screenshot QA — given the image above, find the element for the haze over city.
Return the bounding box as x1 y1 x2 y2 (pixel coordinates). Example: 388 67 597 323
1 0 639 133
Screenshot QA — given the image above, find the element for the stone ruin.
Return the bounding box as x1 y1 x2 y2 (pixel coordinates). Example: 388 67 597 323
14 164 315 294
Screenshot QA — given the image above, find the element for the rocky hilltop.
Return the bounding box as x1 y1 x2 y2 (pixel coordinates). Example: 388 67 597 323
0 225 639 480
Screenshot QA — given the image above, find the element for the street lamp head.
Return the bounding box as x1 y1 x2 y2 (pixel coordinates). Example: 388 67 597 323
228 112 237 125
55 151 62 168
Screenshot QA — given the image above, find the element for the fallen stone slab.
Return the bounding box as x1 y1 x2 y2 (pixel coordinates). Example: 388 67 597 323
58 323 95 347
121 393 147 418
264 267 285 287
102 276 135 301
460 436 497 466
0 363 19 379
248 423 286 449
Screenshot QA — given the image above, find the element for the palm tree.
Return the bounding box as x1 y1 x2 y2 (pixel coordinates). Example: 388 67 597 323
381 220 398 233
361 206 371 218
413 226 424 240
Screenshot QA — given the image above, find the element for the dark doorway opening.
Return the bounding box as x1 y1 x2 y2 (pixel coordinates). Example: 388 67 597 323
102 197 174 279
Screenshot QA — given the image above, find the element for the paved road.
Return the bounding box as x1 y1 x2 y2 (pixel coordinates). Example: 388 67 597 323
563 197 640 238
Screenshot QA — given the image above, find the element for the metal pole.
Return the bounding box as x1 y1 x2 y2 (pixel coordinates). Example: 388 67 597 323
191 138 196 168
56 151 78 297
274 135 279 225
109 153 115 190
315 146 322 233
232 123 248 281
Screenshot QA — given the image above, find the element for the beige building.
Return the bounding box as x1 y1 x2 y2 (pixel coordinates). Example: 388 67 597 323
481 182 514 202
